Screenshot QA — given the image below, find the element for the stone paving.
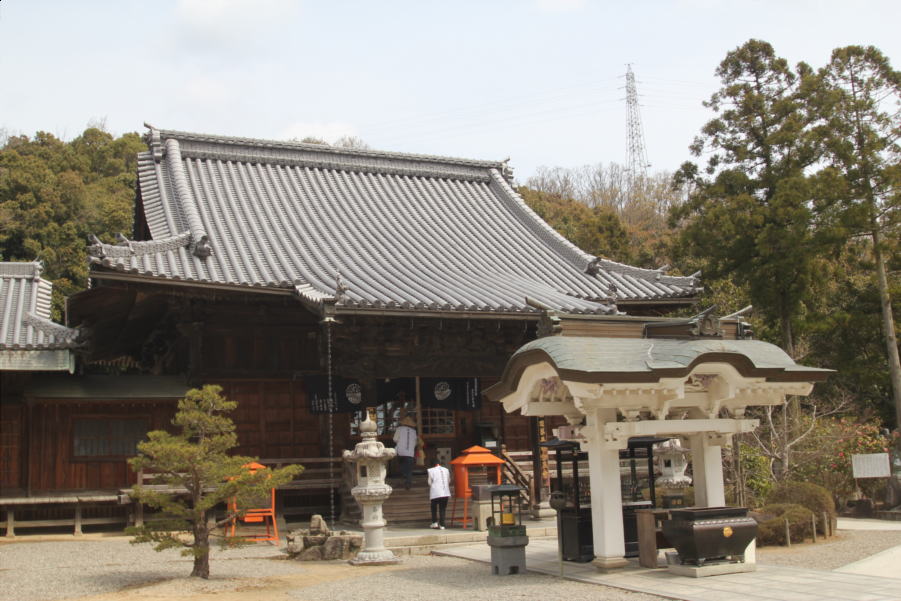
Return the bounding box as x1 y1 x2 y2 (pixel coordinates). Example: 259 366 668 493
436 537 901 601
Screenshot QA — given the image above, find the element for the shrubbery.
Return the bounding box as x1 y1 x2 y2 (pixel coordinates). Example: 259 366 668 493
766 480 835 534
755 503 814 546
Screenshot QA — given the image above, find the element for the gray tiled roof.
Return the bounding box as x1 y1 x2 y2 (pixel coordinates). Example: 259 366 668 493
0 262 80 350
88 128 699 316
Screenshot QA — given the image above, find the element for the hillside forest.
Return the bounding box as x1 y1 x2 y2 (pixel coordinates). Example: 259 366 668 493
1 40 898 506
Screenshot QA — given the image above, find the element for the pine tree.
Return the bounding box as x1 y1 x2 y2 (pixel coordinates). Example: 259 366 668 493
127 385 302 578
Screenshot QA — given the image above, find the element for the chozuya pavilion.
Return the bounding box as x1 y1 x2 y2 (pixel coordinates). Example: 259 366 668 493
485 308 830 570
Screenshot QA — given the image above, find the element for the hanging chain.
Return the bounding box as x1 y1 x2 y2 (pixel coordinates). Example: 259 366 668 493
326 319 336 527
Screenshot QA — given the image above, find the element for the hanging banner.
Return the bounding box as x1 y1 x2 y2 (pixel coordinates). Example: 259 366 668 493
377 378 416 405
419 377 481 410
305 375 371 414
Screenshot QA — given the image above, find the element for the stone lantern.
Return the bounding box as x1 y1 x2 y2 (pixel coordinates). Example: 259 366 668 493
656 438 692 488
342 411 400 565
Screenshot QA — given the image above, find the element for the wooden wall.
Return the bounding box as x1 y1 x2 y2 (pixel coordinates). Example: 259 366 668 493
1 404 24 491
216 380 324 460
13 382 324 494
25 401 176 493
11 379 555 494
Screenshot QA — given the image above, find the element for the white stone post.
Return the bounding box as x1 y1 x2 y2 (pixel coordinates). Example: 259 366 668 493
582 406 628 570
343 413 400 565
689 433 726 507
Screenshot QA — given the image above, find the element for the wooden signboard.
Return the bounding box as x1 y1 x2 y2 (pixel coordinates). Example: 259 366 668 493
851 453 891 479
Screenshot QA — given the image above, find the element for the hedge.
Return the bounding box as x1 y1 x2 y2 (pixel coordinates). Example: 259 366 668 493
766 480 835 534
755 503 814 546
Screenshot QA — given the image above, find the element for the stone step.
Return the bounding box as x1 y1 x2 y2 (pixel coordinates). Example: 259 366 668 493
341 477 457 526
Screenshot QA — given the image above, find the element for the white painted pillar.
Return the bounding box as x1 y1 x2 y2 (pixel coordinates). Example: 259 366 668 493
583 406 628 570
689 433 726 507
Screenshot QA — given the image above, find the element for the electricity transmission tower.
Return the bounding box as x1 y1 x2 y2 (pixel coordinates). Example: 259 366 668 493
625 64 650 184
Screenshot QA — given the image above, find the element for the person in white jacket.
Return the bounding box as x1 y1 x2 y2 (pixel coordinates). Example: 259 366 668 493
393 416 417 490
427 461 451 529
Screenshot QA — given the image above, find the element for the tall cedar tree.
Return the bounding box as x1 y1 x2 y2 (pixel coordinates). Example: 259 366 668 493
128 385 302 578
813 46 901 428
672 39 824 356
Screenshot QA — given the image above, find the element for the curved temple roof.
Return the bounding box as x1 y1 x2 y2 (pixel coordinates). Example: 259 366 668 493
486 336 831 402
0 261 80 351
88 128 700 316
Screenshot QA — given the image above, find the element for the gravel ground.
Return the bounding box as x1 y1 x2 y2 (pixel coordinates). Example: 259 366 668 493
0 538 295 601
755 529 901 570
0 538 663 601
2 530 900 601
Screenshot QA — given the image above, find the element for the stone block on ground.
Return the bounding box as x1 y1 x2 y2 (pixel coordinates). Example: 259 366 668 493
286 536 305 556
304 534 329 547
323 534 363 560
309 514 331 536
288 515 362 561
298 546 324 561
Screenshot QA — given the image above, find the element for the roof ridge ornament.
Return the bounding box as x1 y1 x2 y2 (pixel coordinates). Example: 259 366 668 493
335 272 349 304
144 123 163 163
88 234 106 259
115 233 134 252
501 157 514 183
691 305 723 338
643 305 725 339
722 305 753 319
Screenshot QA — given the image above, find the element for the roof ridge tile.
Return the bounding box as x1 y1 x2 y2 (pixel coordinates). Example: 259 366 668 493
164 139 211 258
152 127 505 170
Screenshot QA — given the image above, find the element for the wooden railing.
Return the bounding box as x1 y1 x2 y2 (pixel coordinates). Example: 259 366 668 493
499 446 533 508
257 457 343 490
127 457 344 527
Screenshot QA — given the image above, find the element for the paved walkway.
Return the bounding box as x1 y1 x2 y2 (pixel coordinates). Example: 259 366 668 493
837 517 901 531
833 517 901 580
437 536 901 601
340 517 559 556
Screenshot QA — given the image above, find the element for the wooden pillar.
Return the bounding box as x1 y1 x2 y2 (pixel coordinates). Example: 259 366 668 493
179 322 204 386
26 402 33 497
636 509 660 568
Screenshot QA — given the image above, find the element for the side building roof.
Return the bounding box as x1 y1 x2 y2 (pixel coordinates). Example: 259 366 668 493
87 127 700 317
0 261 80 371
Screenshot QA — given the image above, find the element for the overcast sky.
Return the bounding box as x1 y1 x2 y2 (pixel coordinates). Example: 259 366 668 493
1 0 898 181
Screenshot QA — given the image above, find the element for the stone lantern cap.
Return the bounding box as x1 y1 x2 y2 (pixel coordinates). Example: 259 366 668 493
343 413 396 462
